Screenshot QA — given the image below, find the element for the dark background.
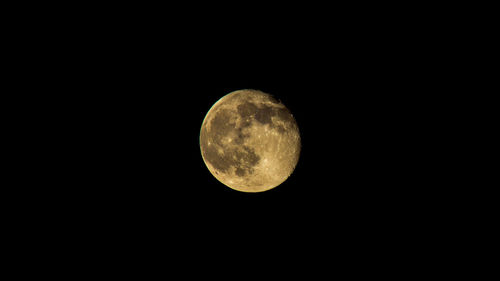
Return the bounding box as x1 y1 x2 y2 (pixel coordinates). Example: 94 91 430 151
15 3 466 275
67 20 436 216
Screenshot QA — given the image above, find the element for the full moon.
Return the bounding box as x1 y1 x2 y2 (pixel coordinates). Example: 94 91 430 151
200 89 301 192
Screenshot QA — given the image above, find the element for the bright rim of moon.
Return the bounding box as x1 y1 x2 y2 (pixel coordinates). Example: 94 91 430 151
200 89 301 193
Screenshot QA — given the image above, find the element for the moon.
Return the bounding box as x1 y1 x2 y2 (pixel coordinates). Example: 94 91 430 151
200 89 301 192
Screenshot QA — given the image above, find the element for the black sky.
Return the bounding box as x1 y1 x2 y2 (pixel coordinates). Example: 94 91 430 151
65 28 439 242
25 4 461 273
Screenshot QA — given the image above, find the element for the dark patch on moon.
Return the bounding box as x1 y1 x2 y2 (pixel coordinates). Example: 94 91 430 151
237 102 258 118
236 99 296 135
241 146 260 165
201 143 231 172
275 124 286 134
210 109 236 145
234 131 249 145
254 105 274 125
200 126 231 172
240 118 252 128
274 107 295 124
235 167 246 176
201 138 261 175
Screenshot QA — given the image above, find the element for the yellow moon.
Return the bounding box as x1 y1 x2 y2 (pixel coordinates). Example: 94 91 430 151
200 89 301 192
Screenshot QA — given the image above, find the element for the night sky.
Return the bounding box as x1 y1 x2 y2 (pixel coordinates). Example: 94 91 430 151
69 42 437 250
26 4 457 274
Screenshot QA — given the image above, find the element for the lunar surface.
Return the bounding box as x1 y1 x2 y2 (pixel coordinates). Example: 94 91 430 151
200 89 301 192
